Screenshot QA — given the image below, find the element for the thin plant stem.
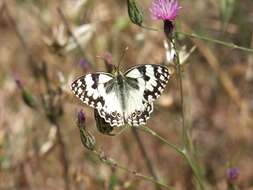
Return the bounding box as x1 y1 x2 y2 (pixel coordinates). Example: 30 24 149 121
170 39 188 149
172 34 205 189
5 5 70 187
177 31 253 53
41 61 70 190
137 24 253 53
173 35 204 189
57 7 92 68
57 7 83 53
3 3 28 52
3 2 44 80
140 25 160 31
91 149 175 190
55 122 70 190
78 123 173 189
138 127 184 157
132 128 161 190
138 126 205 190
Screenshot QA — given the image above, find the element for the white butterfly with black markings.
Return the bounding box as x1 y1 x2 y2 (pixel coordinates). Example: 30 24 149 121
71 64 171 127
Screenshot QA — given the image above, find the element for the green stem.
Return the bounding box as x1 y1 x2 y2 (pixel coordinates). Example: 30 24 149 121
136 24 253 53
139 126 205 190
177 31 253 53
91 149 175 190
139 127 184 156
172 36 204 190
171 39 188 149
140 25 160 31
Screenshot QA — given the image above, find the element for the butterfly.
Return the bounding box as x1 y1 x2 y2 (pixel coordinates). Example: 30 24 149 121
71 64 171 127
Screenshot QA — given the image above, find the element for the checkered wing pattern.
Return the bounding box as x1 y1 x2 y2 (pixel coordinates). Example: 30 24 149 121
70 73 124 127
71 64 171 127
124 64 170 126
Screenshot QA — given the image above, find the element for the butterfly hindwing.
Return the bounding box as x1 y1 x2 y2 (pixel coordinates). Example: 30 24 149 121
126 101 153 126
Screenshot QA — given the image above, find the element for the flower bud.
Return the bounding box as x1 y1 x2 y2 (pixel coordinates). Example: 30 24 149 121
127 0 143 26
79 127 96 150
21 89 38 109
76 109 96 150
163 20 174 40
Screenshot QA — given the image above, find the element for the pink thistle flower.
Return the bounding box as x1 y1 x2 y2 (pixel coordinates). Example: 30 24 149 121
150 0 181 21
150 0 181 38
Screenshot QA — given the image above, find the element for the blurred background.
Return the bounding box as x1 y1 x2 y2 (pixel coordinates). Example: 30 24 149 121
0 0 253 189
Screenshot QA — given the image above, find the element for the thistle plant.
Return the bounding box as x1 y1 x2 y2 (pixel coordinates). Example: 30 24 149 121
150 0 181 38
73 0 203 189
128 0 206 189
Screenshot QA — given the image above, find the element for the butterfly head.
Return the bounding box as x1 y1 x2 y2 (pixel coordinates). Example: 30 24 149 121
101 59 123 77
114 46 129 75
114 66 123 75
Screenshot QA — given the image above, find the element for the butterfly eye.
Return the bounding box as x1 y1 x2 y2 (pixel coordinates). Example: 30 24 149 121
131 112 136 118
111 111 116 117
117 113 121 118
137 110 141 116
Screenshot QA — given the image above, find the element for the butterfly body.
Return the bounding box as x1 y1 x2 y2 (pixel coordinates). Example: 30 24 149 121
71 64 171 127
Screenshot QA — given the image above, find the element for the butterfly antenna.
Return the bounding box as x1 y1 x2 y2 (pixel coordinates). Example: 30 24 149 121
116 46 129 73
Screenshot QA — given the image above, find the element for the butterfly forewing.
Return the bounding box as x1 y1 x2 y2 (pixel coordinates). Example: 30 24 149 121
125 64 170 102
71 73 112 109
71 73 124 127
124 64 170 126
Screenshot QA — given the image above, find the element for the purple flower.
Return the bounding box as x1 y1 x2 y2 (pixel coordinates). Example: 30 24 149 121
150 0 181 21
102 52 114 73
227 167 239 182
150 0 181 39
79 58 91 71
